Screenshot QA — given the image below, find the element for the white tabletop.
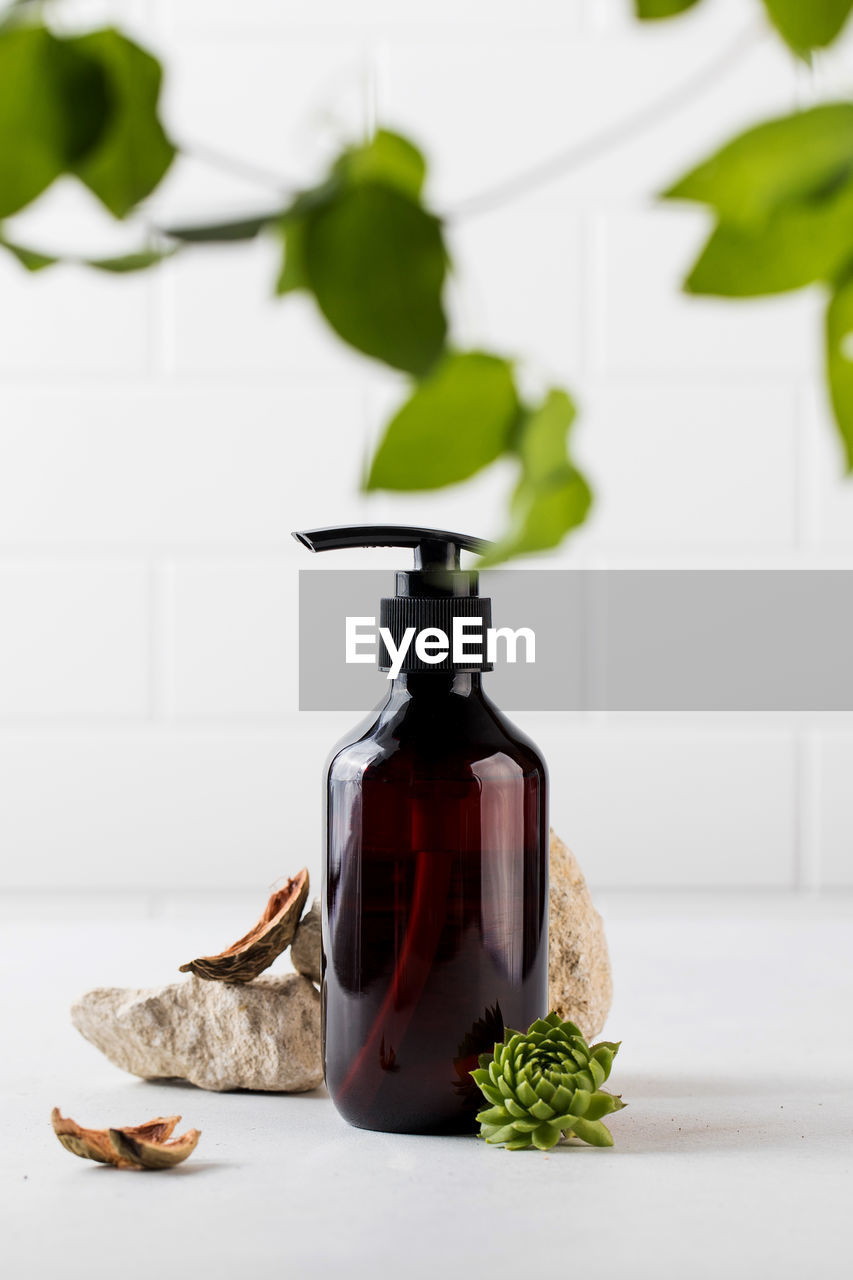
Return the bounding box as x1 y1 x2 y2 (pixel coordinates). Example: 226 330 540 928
2 890 852 1280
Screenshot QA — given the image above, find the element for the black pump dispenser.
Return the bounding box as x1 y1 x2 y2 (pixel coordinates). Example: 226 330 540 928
293 524 494 673
292 524 488 565
295 521 549 1135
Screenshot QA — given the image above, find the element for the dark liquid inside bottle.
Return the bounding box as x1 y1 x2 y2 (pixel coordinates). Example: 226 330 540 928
323 672 548 1134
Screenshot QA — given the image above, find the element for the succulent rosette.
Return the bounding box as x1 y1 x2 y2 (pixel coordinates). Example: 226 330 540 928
471 1012 626 1150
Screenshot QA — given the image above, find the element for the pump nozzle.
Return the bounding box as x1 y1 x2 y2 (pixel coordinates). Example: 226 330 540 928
292 525 490 570
293 523 495 673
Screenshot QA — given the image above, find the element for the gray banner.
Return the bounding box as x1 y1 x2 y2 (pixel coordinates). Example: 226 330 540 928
298 569 853 712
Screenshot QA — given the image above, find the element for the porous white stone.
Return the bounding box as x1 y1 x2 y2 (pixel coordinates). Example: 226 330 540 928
291 898 321 984
549 829 613 1040
71 973 322 1093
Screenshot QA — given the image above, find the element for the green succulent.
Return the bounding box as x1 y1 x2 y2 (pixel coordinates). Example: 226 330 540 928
471 1012 626 1150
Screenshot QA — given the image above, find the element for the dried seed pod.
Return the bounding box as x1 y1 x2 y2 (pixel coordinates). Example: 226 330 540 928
108 1119 201 1169
52 1109 201 1170
51 1109 117 1165
179 868 309 983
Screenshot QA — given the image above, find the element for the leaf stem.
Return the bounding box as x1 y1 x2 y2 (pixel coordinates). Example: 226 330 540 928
177 138 297 197
446 20 766 221
0 17 767 273
166 20 765 224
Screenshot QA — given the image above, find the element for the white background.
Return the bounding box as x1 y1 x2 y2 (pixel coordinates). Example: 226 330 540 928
2 0 853 900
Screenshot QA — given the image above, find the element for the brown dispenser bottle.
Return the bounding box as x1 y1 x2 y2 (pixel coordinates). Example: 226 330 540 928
294 526 548 1134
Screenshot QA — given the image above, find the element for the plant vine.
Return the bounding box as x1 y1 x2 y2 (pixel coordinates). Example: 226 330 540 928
1 0 853 560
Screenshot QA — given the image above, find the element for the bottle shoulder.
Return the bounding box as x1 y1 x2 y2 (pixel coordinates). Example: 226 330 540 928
325 702 388 779
481 700 549 779
327 689 547 783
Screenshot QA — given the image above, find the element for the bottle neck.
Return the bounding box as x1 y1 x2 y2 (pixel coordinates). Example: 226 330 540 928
389 671 485 700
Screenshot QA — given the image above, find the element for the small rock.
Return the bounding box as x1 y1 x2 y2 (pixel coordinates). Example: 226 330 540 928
291 898 321 984
549 829 613 1041
71 974 322 1093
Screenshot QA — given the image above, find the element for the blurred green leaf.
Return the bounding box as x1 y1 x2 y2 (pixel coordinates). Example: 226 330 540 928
483 466 592 566
52 38 113 165
365 352 519 491
514 388 577 482
0 26 109 217
304 182 447 374
166 212 278 243
87 247 175 272
684 176 853 295
275 217 309 294
274 134 441 366
0 234 57 271
0 235 175 273
334 130 426 199
284 175 342 220
826 273 853 470
0 22 173 222
71 28 174 217
0 0 39 30
667 103 853 298
762 0 853 53
635 0 702 17
480 390 591 565
664 104 853 228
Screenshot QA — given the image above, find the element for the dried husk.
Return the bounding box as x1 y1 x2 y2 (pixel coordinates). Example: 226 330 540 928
108 1120 201 1169
52 1109 201 1170
179 868 309 982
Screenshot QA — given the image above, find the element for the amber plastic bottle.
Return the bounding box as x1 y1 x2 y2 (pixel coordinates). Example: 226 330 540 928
294 526 548 1134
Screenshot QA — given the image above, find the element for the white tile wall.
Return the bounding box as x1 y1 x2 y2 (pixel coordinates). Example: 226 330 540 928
0 386 366 547
574 385 799 551
0 241 154 379
813 734 853 886
1 0 852 892
446 191 584 383
802 386 853 548
0 563 149 719
165 2 584 36
0 729 332 890
540 724 798 888
165 559 297 718
161 242 369 380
